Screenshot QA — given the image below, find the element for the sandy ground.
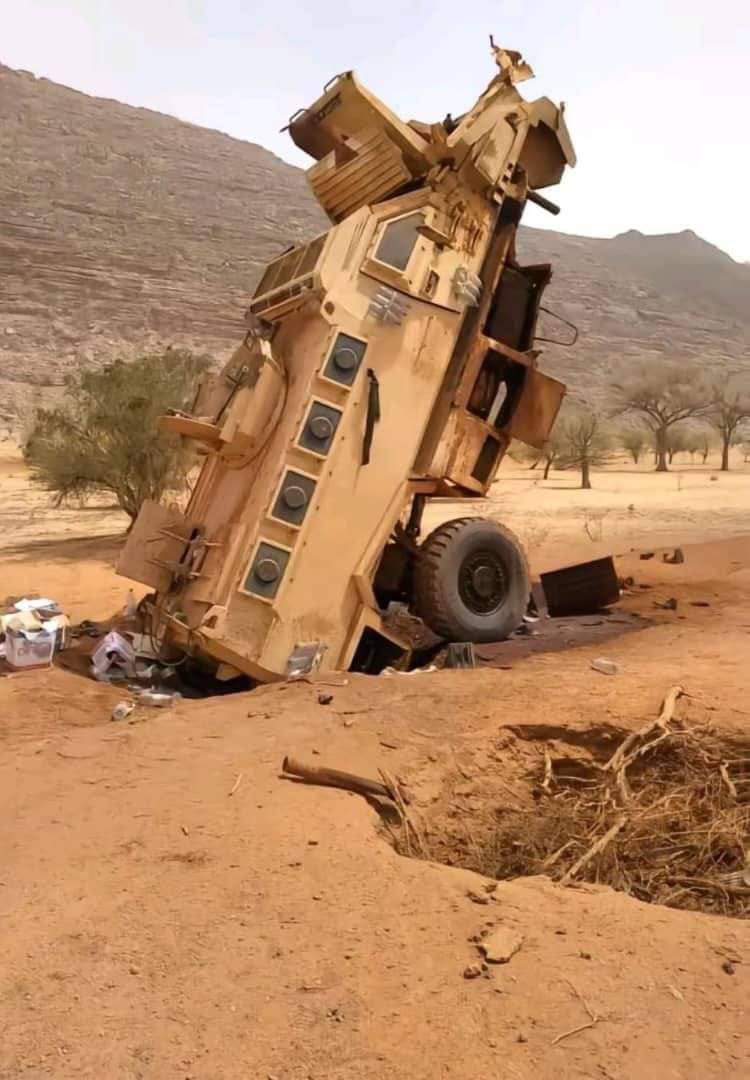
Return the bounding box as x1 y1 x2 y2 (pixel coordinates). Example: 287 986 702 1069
1 450 750 1079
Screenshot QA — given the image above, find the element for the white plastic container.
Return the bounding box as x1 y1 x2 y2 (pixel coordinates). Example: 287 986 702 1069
6 629 56 670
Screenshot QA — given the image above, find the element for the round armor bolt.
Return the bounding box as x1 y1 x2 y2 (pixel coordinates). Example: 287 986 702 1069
255 557 281 584
309 415 333 440
283 484 307 510
333 346 357 372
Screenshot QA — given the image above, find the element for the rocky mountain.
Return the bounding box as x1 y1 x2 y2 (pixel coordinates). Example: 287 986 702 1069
522 226 750 392
1 62 749 430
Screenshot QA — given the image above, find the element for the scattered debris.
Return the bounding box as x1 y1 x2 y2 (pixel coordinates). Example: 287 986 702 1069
444 642 476 669
479 928 524 964
91 630 136 681
317 692 333 705
463 964 483 980
590 657 619 676
381 664 438 677
136 689 180 707
654 598 679 611
722 961 736 976
640 552 655 561
111 701 135 722
0 596 69 671
663 548 685 564
540 557 620 618
690 601 711 608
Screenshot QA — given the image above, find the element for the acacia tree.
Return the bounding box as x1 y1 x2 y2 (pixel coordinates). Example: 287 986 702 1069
705 375 750 471
612 364 711 472
665 425 691 465
695 431 714 464
24 348 209 525
538 429 566 479
556 405 613 489
512 432 564 478
621 426 647 464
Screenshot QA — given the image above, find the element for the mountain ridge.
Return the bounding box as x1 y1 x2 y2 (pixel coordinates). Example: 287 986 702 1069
1 61 748 430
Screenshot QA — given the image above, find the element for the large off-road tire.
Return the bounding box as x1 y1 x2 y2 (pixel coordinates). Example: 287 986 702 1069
413 517 530 643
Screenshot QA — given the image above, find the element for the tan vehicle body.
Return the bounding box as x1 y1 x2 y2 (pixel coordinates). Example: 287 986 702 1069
117 43 576 684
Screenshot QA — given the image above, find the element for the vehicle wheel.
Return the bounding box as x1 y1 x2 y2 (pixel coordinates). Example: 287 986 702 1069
413 517 530 643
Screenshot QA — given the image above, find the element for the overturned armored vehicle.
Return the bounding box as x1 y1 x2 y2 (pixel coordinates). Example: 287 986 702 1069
118 41 576 683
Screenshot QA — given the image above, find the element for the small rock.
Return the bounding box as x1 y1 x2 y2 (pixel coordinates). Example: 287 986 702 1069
691 600 711 608
129 964 140 975
654 597 678 611
480 928 524 964
590 657 619 676
663 548 685 564
312 893 323 901
484 881 498 894
317 693 333 705
579 950 592 960
517 1033 528 1044
722 961 736 976
343 719 354 728
467 889 490 905
639 552 655 560
463 964 483 980
308 839 319 846
555 928 567 935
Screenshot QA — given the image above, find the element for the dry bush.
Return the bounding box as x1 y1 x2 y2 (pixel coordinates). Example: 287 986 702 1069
581 507 610 542
481 694 750 917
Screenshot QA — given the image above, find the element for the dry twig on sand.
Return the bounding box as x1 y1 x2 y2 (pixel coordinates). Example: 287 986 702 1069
379 767 428 858
552 979 603 1046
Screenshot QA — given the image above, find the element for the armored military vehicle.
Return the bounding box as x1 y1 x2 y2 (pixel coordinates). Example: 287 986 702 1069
117 40 576 683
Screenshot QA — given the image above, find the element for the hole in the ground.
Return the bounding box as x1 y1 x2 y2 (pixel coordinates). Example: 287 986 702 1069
392 714 750 919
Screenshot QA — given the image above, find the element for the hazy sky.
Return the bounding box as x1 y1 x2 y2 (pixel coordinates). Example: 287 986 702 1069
2 0 748 260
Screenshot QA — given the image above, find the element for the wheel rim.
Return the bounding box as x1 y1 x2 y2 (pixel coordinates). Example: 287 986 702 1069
457 548 508 616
